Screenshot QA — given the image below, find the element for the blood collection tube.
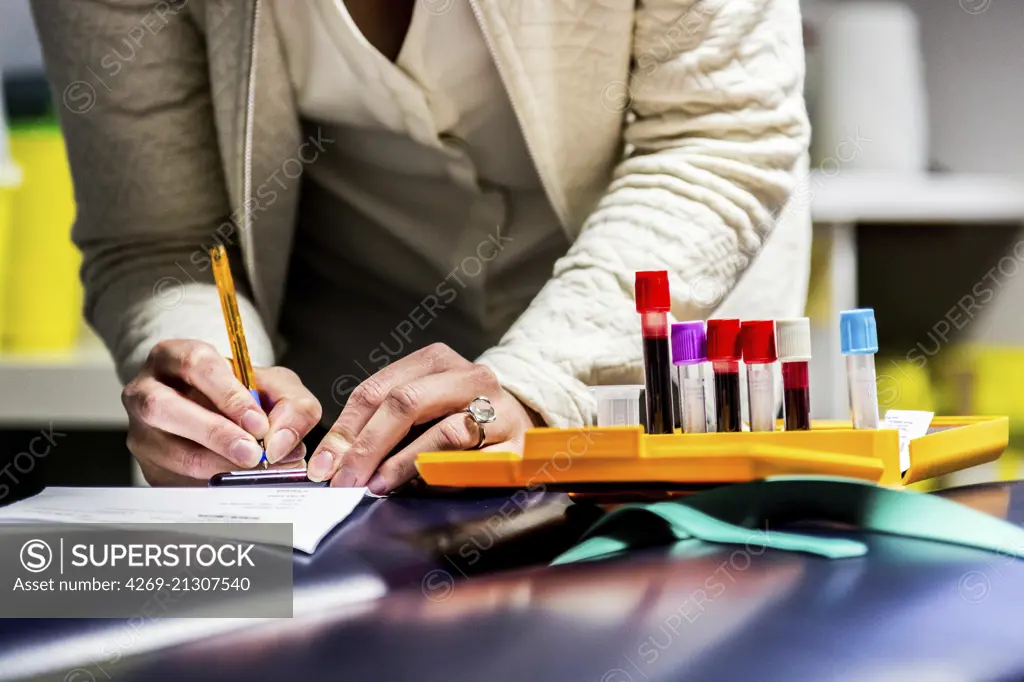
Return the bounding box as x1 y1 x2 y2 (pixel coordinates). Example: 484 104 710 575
841 308 880 430
671 321 708 434
741 320 778 432
776 318 812 431
706 319 742 433
635 271 674 434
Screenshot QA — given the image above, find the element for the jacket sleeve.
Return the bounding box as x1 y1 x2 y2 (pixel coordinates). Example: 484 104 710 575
477 0 811 427
31 0 274 384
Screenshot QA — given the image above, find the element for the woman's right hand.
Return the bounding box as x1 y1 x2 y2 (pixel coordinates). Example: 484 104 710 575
122 340 322 486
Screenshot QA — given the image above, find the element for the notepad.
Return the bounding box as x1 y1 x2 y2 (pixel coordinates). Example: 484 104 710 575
0 487 369 554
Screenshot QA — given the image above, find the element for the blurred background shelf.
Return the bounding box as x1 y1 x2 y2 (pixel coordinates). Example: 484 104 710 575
810 171 1024 225
0 346 124 427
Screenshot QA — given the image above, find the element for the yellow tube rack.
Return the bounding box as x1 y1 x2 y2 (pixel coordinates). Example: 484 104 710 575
415 416 1009 489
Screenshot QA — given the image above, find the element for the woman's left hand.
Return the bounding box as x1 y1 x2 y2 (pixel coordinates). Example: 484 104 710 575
307 343 538 494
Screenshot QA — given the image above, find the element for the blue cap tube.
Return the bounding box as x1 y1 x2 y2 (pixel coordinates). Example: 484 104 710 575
840 309 879 429
840 308 879 355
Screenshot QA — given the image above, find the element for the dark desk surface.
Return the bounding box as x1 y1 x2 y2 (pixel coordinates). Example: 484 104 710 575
8 483 1024 682
1 490 592 680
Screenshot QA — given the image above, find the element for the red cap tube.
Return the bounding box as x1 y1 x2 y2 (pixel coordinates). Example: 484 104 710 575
636 271 670 339
706 319 742 362
741 320 777 364
635 271 670 313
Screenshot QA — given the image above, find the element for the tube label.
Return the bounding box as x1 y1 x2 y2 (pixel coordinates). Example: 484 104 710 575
682 377 707 433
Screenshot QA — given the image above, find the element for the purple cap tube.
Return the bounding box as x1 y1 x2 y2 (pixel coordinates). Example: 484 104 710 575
671 322 710 433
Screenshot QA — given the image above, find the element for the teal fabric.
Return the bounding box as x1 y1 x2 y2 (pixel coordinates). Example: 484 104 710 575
551 477 1024 566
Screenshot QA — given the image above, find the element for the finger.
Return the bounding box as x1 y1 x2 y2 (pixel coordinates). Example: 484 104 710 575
146 340 269 438
481 438 525 453
310 344 470 483
128 426 242 482
132 433 307 487
138 458 201 485
136 459 203 487
329 343 470 447
359 412 501 495
256 366 322 463
122 377 265 468
327 366 500 487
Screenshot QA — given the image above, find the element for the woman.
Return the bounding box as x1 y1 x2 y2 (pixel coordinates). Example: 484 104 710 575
32 0 811 491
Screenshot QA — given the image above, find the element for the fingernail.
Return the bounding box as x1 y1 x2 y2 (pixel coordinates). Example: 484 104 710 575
335 466 359 488
231 438 264 468
241 410 269 438
266 428 298 462
307 450 335 482
367 473 388 496
282 443 307 463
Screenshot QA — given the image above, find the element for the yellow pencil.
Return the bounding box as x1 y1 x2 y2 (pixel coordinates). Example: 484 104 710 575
209 245 268 468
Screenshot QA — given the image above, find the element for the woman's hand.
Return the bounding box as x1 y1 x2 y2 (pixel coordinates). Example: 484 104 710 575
122 340 322 486
308 343 538 494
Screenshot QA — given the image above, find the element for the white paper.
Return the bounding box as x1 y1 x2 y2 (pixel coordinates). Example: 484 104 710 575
881 409 934 473
0 487 368 554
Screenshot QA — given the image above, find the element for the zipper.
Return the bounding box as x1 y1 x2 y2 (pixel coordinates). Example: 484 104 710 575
239 0 263 302
467 0 572 237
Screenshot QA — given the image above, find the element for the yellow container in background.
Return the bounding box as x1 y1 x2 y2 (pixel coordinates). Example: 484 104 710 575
931 344 1024 486
0 162 21 340
963 346 1024 423
804 226 832 322
874 356 936 414
931 344 1024 425
4 123 81 352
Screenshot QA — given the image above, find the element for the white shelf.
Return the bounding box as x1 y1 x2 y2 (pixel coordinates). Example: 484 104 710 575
0 348 125 427
810 171 1024 225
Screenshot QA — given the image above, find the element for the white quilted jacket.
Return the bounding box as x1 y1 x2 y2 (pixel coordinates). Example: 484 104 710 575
33 0 811 427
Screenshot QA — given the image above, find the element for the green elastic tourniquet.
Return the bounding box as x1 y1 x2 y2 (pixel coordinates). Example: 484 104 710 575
551 477 1024 566
550 501 866 566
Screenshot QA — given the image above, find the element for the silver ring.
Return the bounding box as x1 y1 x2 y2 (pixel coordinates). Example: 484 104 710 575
463 396 496 449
